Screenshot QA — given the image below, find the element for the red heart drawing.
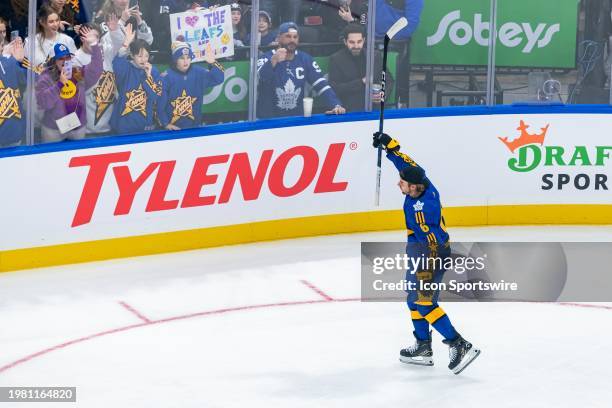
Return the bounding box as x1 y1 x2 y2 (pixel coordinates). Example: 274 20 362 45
185 15 199 27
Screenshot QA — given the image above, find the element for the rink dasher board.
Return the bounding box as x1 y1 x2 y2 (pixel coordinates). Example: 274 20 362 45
0 112 610 270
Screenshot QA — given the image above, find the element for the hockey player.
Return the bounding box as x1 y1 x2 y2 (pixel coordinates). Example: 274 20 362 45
256 22 346 119
73 16 123 135
158 42 224 131
110 23 162 134
372 131 481 375
0 38 27 147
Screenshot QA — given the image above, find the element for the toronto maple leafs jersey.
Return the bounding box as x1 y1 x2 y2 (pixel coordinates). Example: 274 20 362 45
110 55 162 134
158 63 224 129
387 149 450 245
256 49 341 118
0 55 26 146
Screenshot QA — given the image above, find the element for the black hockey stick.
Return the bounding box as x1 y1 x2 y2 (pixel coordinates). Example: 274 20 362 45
375 17 408 206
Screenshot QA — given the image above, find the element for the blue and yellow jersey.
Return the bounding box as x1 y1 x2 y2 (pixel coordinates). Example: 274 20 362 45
386 149 450 245
158 63 224 129
0 56 26 146
110 56 162 134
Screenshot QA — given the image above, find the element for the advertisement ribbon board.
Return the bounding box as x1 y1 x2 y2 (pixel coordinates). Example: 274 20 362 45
410 0 579 68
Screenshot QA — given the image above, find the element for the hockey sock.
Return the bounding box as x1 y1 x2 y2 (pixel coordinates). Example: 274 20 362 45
416 304 458 341
409 306 430 341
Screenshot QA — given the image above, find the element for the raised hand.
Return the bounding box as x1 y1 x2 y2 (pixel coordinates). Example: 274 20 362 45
203 42 216 64
10 37 25 62
107 13 119 32
338 7 353 22
123 23 136 47
80 26 98 46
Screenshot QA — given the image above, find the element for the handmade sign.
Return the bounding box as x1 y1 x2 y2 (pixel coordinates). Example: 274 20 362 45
169 5 234 61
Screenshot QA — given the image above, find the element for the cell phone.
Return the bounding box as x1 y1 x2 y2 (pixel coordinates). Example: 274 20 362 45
10 30 19 42
62 60 73 80
129 0 139 8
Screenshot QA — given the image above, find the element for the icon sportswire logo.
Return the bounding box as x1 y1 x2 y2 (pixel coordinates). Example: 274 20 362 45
427 10 561 53
498 120 611 191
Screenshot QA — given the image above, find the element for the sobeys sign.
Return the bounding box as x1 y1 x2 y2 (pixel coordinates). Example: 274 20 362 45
411 0 579 68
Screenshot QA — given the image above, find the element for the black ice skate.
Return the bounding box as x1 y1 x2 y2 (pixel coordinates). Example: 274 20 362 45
399 331 433 366
442 334 481 374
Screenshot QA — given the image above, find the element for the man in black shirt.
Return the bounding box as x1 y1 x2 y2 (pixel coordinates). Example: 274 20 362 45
328 23 393 112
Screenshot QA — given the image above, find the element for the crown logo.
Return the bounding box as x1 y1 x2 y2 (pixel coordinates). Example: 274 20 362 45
498 120 549 153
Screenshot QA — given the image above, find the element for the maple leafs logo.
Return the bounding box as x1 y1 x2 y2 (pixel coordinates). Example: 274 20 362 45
275 79 301 111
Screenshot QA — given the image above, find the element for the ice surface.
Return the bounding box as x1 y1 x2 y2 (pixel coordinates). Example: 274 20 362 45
0 226 611 407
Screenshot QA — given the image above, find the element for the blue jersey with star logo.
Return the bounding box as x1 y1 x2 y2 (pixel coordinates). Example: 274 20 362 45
111 56 162 134
386 149 450 245
158 64 224 129
0 55 26 146
256 49 341 118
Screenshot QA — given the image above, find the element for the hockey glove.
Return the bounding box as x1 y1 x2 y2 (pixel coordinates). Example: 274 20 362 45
373 132 400 152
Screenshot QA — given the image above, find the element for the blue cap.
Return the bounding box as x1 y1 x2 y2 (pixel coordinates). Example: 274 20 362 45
278 22 298 35
53 43 73 59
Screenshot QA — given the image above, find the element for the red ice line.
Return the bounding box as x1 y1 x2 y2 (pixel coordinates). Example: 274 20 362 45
553 302 612 310
300 279 335 301
118 301 151 323
0 282 610 375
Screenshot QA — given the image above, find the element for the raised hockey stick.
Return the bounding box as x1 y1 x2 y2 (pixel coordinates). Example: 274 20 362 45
375 17 408 206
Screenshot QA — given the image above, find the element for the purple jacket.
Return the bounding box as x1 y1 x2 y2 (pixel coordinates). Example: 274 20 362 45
35 44 103 130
